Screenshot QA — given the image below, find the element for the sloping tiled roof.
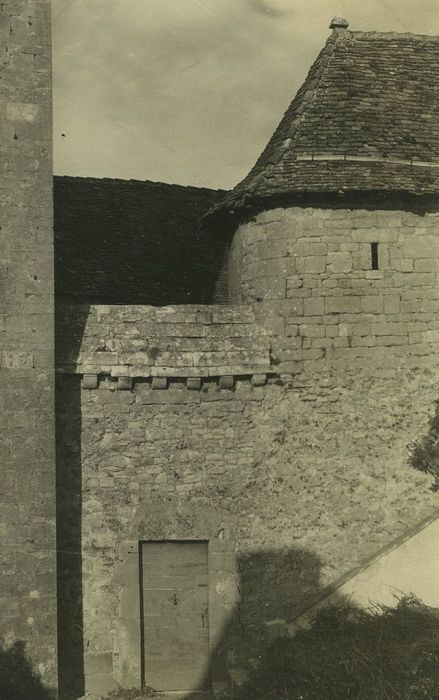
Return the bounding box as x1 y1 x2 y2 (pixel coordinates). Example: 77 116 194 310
207 26 439 222
54 176 229 304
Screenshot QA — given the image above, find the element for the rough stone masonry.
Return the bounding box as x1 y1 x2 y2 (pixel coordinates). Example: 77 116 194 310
56 200 439 695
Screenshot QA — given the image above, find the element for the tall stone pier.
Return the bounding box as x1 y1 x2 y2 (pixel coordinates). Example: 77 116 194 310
0 0 57 691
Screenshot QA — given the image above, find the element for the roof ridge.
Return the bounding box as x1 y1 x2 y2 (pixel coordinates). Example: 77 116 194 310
348 29 439 40
53 174 227 194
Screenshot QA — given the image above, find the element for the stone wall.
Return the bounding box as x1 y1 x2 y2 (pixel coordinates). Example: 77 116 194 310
56 295 439 696
55 302 271 697
229 203 439 373
0 0 56 692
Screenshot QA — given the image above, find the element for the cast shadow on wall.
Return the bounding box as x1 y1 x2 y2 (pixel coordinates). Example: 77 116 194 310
55 304 90 700
162 547 332 700
180 551 439 700
175 550 439 700
0 641 56 700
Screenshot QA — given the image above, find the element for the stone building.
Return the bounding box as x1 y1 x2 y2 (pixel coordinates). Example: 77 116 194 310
2 3 439 698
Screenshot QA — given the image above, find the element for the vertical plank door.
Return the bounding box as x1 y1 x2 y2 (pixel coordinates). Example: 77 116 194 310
141 541 209 692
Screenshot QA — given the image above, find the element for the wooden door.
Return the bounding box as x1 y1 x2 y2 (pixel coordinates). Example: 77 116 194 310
141 541 209 692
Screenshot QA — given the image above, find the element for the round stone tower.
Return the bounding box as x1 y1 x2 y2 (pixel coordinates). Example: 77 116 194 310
208 19 439 377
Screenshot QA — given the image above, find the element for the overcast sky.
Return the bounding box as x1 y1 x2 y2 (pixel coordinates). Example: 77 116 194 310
53 0 439 190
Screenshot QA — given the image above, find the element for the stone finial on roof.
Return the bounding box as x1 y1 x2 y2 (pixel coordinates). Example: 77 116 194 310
329 16 349 30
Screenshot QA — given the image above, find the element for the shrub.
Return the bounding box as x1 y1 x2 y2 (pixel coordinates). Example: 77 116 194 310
235 596 439 699
0 640 55 700
409 400 439 489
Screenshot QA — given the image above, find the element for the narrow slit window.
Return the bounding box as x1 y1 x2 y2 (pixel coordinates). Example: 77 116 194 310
371 242 379 270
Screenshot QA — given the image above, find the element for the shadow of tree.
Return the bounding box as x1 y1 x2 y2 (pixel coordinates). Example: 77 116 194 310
201 547 324 695
143 547 331 700
0 640 56 700
157 551 439 700
96 543 439 700
228 595 439 700
101 547 327 700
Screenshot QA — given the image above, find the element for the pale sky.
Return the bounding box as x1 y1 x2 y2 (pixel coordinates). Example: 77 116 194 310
53 0 439 190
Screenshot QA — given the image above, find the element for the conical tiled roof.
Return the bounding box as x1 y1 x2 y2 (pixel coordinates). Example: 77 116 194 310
207 23 439 224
